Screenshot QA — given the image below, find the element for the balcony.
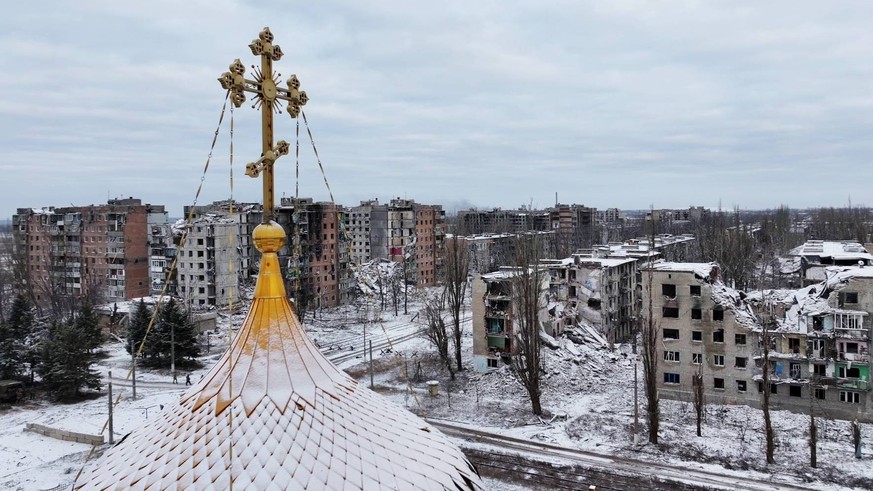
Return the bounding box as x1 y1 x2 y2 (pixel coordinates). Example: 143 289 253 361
837 378 870 391
838 351 870 363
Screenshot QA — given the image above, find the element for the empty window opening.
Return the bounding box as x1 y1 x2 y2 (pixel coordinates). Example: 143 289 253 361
663 328 679 340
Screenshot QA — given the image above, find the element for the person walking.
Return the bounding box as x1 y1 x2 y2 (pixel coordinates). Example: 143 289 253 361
185 374 191 386
172 372 178 384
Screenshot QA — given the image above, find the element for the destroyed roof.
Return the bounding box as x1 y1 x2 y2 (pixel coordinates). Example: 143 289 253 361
77 222 483 490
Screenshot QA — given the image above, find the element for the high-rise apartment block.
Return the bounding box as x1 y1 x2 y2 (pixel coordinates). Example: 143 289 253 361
13 198 162 303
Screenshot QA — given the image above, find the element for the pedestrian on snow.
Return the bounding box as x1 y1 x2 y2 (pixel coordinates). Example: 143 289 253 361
185 374 191 386
172 373 178 384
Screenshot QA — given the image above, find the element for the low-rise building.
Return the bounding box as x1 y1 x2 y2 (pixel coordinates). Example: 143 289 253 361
789 240 873 286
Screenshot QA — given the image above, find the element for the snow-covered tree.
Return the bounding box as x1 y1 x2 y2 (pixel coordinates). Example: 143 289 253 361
38 320 102 400
0 294 34 380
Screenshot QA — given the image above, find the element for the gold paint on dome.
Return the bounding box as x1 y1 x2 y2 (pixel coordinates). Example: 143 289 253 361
75 28 484 490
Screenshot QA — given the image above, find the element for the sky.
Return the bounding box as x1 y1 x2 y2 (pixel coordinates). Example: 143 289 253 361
2 1 873 219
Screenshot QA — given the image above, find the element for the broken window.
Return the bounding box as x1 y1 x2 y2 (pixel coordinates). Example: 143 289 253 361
844 342 859 354
790 362 801 379
788 338 801 354
735 333 747 345
689 285 701 296
662 284 677 297
663 373 680 384
838 366 861 378
712 308 724 321
736 380 747 393
713 378 725 390
692 330 702 342
663 351 680 362
713 354 724 367
692 353 703 364
662 307 679 318
713 329 725 343
813 364 826 376
789 385 802 397
663 328 679 340
691 308 702 320
815 388 826 400
486 358 498 369
735 357 747 369
840 291 859 305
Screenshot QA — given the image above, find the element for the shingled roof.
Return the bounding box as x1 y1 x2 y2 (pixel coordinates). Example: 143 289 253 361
76 222 483 490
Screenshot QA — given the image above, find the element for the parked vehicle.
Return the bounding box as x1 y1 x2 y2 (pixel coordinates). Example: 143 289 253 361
0 380 24 403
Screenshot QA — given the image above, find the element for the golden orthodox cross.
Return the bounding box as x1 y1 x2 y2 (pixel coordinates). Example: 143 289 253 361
218 27 308 222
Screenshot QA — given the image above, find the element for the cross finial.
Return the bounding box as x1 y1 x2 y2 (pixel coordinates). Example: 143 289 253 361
218 27 308 222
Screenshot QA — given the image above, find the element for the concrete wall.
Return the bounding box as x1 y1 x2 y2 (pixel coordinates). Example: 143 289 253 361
25 422 103 445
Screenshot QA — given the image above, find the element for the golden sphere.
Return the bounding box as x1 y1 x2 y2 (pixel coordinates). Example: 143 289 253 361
253 221 286 253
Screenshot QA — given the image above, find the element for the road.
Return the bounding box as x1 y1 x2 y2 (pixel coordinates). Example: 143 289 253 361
428 419 816 491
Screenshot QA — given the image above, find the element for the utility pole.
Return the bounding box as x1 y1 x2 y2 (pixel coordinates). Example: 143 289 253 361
633 362 639 447
369 340 374 389
170 321 175 381
107 371 114 444
131 350 137 400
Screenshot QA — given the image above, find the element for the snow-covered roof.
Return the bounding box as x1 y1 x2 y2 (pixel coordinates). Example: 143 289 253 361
824 265 873 290
790 240 873 261
77 222 483 490
649 262 717 279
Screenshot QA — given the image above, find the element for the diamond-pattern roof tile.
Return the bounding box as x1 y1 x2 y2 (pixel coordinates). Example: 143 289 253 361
75 222 483 490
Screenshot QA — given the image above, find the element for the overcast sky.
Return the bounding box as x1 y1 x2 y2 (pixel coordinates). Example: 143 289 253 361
2 1 872 218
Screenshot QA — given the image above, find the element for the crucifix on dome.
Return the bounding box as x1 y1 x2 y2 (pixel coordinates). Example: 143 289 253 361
217 26 308 222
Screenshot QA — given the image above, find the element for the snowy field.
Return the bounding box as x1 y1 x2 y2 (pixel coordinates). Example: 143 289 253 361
1 289 872 490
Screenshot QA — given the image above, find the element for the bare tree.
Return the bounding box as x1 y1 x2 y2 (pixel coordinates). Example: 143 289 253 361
808 381 818 468
761 314 776 464
640 265 660 444
420 291 454 380
444 236 470 372
510 235 545 416
693 365 705 437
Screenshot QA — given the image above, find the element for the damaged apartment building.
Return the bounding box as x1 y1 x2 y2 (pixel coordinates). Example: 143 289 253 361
471 267 550 372
345 198 445 288
13 198 166 304
644 261 873 423
470 234 698 372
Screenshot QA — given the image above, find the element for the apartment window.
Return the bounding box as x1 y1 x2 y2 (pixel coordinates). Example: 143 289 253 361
735 333 747 345
759 382 777 394
691 308 702 320
790 362 802 379
713 329 724 343
789 385 802 398
841 292 859 304
838 366 861 378
736 380 747 393
690 285 701 296
788 338 800 354
662 307 679 318
664 351 680 362
662 284 676 297
813 364 826 376
714 378 725 390
692 330 702 342
713 354 725 367
735 357 747 369
840 391 861 404
663 373 680 385
188 251 193 257
197 238 204 245
692 353 703 365
712 308 724 321
487 358 498 368
197 250 204 257
815 388 826 400
844 342 859 354
663 328 679 340
198 287 205 294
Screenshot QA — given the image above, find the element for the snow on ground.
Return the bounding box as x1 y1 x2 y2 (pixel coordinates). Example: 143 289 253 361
2 287 873 490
